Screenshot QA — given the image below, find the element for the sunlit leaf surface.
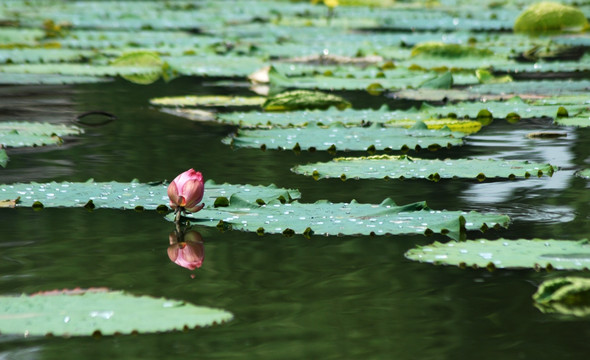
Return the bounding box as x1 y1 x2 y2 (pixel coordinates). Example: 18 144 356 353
178 196 509 239
0 288 233 337
533 277 590 317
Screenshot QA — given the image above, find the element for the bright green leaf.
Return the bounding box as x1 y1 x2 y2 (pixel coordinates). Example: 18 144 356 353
262 90 351 111
150 95 266 108
533 277 590 316
514 2 588 34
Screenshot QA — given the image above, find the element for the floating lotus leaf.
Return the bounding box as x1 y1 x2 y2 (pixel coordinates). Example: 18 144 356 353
149 95 266 108
411 42 494 58
0 180 300 210
165 55 266 77
177 196 509 239
293 155 556 181
470 80 590 97
111 50 163 84
262 90 351 111
223 122 466 152
405 239 590 271
533 277 590 316
0 49 95 64
0 122 83 148
514 2 588 34
0 73 111 85
0 288 232 337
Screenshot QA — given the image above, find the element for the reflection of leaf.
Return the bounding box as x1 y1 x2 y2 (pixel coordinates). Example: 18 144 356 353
293 155 556 181
533 277 590 317
224 122 465 152
0 180 300 210
0 288 233 337
177 196 509 240
405 239 590 271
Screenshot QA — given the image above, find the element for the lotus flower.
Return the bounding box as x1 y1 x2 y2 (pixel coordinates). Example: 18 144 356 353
168 230 204 270
167 169 205 213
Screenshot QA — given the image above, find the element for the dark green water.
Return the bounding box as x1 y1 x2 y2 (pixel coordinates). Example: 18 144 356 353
2 78 590 359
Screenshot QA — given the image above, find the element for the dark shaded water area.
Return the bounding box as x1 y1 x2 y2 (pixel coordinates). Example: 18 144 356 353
2 78 590 359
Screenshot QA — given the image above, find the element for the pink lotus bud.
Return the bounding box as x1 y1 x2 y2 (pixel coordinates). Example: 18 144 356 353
167 169 205 213
167 230 204 270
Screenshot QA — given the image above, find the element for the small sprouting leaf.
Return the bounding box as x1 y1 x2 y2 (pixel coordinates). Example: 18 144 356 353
262 90 351 111
293 155 556 181
418 71 453 89
0 289 232 337
533 277 590 316
223 122 465 152
405 239 590 270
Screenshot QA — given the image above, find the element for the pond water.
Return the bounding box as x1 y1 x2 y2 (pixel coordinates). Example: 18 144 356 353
2 78 590 359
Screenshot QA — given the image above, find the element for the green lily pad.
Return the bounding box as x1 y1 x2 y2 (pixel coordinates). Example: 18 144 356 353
262 90 351 111
405 239 590 271
0 73 112 85
533 277 590 316
165 55 266 77
514 2 588 34
0 48 96 64
0 179 300 210
0 122 83 148
575 169 590 179
177 196 509 239
293 155 556 181
111 50 163 84
411 42 494 58
149 95 266 108
223 122 466 152
0 288 232 337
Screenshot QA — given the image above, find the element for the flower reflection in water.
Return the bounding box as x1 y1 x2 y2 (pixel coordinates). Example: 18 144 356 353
168 229 204 270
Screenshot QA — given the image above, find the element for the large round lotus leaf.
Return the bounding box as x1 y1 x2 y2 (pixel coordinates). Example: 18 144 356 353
223 122 465 152
0 288 232 337
262 90 351 111
514 2 588 34
150 95 266 108
177 196 509 240
293 155 556 181
411 42 493 58
0 122 83 148
405 239 590 271
0 180 300 209
110 50 163 84
533 277 590 316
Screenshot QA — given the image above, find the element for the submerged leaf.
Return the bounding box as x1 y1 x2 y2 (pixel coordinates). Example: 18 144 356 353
533 277 590 316
405 239 590 271
0 289 232 337
293 155 556 181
